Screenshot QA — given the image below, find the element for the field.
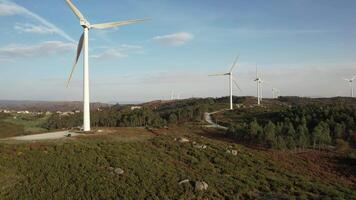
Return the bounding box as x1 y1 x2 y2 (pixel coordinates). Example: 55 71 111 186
0 126 355 199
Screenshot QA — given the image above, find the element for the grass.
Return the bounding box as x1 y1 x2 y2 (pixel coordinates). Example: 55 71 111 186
0 114 49 138
0 127 354 200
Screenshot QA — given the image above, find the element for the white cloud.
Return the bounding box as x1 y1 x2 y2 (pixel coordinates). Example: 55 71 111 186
91 49 127 60
152 32 194 46
14 23 56 34
0 41 75 58
0 1 75 42
92 44 144 60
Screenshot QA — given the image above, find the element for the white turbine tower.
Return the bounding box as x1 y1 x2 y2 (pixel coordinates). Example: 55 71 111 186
272 88 280 99
343 75 356 97
65 0 146 132
254 65 265 105
209 56 242 110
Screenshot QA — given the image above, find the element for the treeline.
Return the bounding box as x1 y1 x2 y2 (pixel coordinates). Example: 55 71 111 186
43 99 213 130
227 104 356 150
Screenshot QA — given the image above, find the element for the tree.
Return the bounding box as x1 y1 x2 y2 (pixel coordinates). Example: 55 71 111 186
296 124 309 149
249 119 263 140
168 113 178 124
264 121 277 148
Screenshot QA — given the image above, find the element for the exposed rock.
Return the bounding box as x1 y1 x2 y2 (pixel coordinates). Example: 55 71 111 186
178 179 190 185
108 167 124 175
195 181 208 191
194 144 207 149
231 150 238 156
178 137 190 143
226 149 238 156
114 168 124 175
97 130 103 133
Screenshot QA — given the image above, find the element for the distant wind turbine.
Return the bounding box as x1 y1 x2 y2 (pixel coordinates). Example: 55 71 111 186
272 88 280 99
65 0 146 132
254 65 265 105
343 75 356 97
209 55 242 110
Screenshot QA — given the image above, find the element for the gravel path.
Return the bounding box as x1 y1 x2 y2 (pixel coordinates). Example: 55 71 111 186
4 131 82 141
204 110 228 130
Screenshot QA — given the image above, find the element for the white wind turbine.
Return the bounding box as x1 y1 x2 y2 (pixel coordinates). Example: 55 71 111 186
209 56 242 110
65 0 146 132
254 65 265 105
343 75 356 97
272 88 280 99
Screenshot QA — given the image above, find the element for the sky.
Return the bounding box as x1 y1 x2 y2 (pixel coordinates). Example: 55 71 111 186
0 0 356 103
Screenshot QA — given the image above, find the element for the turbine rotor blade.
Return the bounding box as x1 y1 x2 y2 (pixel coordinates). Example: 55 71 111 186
65 0 86 21
67 33 84 87
232 77 242 91
91 19 148 29
208 73 228 76
228 55 239 73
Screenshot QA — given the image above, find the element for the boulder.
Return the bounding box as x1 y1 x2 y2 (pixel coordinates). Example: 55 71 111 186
178 137 190 143
194 144 207 149
195 181 208 191
178 179 190 185
114 168 124 175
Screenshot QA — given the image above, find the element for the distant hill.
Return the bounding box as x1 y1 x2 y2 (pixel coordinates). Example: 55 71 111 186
0 100 110 112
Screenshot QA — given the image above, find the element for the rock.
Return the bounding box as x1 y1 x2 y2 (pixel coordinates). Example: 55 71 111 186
97 130 103 133
114 168 124 175
231 150 238 156
195 181 208 191
178 137 190 143
226 149 238 156
194 144 207 149
66 134 71 137
178 179 190 185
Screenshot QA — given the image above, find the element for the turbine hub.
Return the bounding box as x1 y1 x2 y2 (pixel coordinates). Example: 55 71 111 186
80 20 91 29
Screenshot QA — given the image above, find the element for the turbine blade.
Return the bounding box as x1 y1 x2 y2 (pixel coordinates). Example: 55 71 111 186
233 78 242 91
65 0 86 21
208 73 227 76
228 55 239 73
91 19 147 29
67 33 84 87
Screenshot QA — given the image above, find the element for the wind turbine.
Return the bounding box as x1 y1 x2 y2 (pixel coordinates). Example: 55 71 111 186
343 75 356 97
254 65 265 105
209 56 242 110
272 88 280 98
65 0 146 132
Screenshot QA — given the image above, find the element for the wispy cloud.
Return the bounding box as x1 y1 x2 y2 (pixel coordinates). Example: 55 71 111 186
14 23 56 34
0 0 75 42
91 48 127 60
92 44 144 60
0 41 75 58
152 32 194 46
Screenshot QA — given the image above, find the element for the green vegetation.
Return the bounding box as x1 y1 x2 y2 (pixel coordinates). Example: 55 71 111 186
43 97 230 130
0 113 49 138
225 103 356 151
0 128 354 199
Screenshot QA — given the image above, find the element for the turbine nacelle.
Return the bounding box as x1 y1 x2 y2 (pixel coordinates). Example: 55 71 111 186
80 20 91 29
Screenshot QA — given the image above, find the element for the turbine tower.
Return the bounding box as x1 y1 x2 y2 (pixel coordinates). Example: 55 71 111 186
344 75 356 97
254 65 264 105
209 55 242 110
65 0 146 132
272 88 280 98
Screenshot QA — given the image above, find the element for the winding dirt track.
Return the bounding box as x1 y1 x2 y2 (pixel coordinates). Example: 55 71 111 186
204 110 228 130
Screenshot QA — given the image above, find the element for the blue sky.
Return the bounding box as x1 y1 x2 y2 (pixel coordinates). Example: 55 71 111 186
0 0 355 103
